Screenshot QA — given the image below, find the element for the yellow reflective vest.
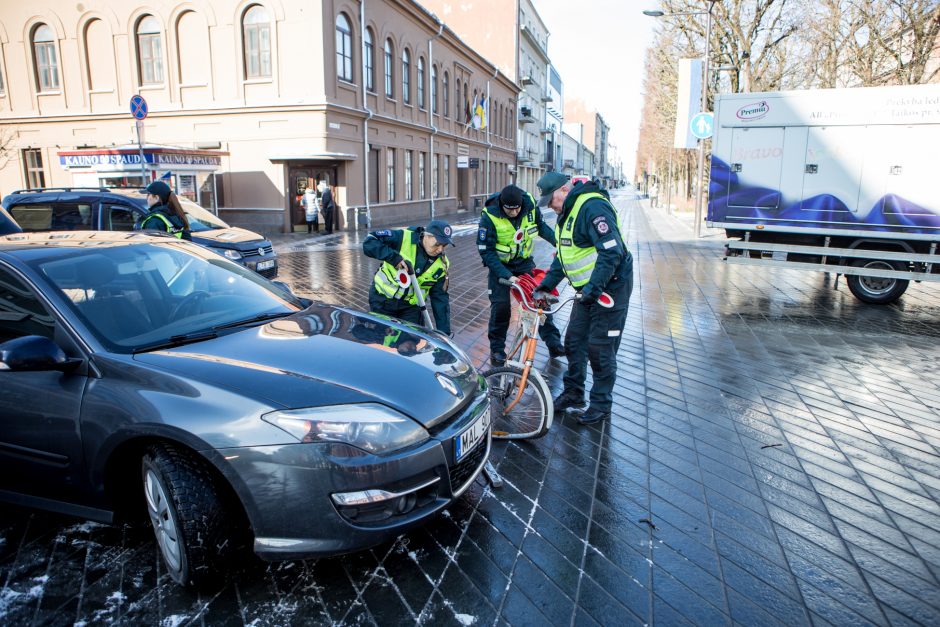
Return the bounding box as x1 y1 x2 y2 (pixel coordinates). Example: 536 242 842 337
372 229 449 304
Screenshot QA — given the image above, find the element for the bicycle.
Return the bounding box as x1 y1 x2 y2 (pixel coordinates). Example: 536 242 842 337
483 277 579 439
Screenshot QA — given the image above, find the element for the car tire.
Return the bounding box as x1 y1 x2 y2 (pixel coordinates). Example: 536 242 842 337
845 259 909 304
141 443 239 587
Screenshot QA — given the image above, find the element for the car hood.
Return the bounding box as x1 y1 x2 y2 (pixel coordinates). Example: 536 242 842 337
133 303 479 429
192 227 270 247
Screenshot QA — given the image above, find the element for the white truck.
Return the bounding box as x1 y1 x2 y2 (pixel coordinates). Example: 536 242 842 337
707 84 940 304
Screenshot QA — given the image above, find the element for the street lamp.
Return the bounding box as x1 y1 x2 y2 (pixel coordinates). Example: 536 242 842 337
644 1 717 238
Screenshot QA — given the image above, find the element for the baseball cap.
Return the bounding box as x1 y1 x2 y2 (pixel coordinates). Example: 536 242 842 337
536 172 569 207
425 220 454 246
499 185 526 209
140 181 171 202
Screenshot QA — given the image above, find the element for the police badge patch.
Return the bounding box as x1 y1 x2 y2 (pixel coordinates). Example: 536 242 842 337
479 228 487 241
375 229 392 237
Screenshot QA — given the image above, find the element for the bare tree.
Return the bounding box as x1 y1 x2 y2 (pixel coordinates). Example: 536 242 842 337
0 128 16 172
855 0 940 85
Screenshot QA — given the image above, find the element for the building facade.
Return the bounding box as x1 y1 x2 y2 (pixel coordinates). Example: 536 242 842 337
564 97 611 185
419 0 552 194
0 0 518 233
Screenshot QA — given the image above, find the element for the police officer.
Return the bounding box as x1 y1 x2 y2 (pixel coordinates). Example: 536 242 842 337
363 220 453 335
532 173 633 426
478 184 564 366
138 181 192 241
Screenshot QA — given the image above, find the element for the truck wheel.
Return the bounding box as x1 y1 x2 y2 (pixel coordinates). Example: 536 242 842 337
142 443 239 587
845 259 909 304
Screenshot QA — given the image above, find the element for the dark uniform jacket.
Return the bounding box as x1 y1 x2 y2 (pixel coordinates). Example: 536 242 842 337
362 227 451 334
140 204 192 241
540 181 632 299
477 192 555 280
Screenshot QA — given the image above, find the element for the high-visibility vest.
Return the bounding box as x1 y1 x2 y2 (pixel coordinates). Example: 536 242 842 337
555 192 621 288
482 205 539 263
142 211 184 239
372 229 449 304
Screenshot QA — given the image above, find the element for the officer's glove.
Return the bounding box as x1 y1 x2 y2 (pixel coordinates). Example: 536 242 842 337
579 285 600 305
530 286 551 304
397 258 414 274
507 276 520 285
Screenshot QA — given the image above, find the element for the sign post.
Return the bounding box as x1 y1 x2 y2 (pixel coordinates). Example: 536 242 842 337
130 95 149 184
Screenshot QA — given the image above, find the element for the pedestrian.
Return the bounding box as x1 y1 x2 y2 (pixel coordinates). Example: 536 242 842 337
363 219 453 335
319 180 336 234
532 172 633 426
478 183 564 366
138 181 192 241
301 184 319 233
649 179 659 208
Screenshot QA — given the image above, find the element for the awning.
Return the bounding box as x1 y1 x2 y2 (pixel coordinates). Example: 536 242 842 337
269 152 358 163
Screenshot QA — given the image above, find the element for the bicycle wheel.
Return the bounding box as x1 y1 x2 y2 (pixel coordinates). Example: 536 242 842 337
483 366 552 439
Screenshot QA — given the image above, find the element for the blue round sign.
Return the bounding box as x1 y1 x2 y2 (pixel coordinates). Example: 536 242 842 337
690 112 714 140
130 95 148 120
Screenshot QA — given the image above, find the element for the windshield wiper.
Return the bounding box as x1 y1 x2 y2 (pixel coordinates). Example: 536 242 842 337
212 311 292 331
132 330 219 353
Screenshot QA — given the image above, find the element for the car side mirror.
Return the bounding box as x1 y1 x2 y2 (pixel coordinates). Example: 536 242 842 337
0 335 82 372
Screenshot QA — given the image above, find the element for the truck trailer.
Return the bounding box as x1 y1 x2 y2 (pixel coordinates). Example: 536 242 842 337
707 84 940 304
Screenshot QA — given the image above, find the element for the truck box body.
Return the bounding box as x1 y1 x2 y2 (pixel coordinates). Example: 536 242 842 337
707 85 940 239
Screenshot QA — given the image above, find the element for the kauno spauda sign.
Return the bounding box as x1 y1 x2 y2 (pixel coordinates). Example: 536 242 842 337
59 152 222 168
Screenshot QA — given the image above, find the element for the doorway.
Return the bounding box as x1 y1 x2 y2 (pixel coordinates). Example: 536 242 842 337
457 168 469 210
288 164 338 230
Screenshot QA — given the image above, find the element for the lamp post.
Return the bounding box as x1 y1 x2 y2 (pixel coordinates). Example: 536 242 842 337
644 1 717 238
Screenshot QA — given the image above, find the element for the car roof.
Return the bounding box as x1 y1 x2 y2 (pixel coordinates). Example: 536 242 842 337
2 188 148 209
0 230 169 253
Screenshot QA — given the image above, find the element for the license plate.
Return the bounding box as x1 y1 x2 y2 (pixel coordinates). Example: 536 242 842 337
257 259 276 271
455 408 490 463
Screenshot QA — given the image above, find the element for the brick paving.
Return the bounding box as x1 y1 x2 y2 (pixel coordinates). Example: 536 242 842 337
2 190 940 625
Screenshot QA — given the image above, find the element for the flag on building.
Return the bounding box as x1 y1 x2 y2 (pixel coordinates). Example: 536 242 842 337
474 96 486 130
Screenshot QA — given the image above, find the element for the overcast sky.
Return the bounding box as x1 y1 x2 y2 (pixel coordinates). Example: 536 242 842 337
535 0 657 175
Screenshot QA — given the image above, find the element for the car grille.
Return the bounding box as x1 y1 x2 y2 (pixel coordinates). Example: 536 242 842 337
257 266 278 279
449 436 489 495
242 245 275 258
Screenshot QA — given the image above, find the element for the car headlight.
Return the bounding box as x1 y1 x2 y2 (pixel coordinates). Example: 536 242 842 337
261 403 429 454
220 249 242 260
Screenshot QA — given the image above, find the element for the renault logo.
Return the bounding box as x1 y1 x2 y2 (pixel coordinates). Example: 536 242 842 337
435 373 461 397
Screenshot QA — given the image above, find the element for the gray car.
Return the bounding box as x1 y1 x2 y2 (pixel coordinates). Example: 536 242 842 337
0 231 490 586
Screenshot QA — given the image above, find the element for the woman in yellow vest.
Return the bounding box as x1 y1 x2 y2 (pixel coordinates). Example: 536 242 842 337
139 181 192 241
533 173 633 426
362 220 453 334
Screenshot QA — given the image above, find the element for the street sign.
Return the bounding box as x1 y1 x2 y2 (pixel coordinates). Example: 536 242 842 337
690 112 714 140
130 95 148 120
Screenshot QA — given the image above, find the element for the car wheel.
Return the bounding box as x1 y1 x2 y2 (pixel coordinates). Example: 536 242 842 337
845 259 909 304
142 443 237 587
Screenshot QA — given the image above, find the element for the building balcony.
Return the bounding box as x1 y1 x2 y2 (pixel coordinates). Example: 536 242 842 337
541 93 553 103
540 127 553 135
518 106 536 124
563 159 575 168
516 149 536 164
520 75 535 87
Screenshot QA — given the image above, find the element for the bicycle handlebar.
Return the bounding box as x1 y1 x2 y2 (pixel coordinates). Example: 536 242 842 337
498 278 580 315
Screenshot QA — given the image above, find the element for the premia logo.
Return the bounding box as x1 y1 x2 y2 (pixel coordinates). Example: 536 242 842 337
736 101 769 121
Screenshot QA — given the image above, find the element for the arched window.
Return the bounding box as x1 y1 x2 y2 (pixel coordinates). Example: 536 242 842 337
401 48 411 104
417 57 425 109
463 83 469 122
32 24 59 91
364 28 375 92
431 65 438 114
335 13 353 82
384 39 393 97
442 71 449 118
136 16 164 85
243 5 271 78
455 78 460 121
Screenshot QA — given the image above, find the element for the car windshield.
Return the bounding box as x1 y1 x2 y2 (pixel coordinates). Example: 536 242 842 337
178 198 229 232
32 243 304 353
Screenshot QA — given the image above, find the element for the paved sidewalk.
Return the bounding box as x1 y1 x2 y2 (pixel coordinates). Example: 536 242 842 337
2 191 940 625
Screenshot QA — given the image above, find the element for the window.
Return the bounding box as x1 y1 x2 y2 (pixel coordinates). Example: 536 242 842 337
443 156 450 197
384 39 393 97
10 203 92 231
454 78 460 122
243 5 272 79
364 28 375 92
442 72 449 118
418 152 426 200
405 150 413 200
402 49 411 104
432 153 438 198
417 57 425 109
431 65 437 113
22 149 45 189
0 267 55 343
335 13 353 82
108 205 138 231
386 148 396 201
32 25 59 91
136 16 164 85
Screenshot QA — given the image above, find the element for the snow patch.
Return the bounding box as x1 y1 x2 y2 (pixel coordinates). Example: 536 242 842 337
454 613 477 625
161 615 190 627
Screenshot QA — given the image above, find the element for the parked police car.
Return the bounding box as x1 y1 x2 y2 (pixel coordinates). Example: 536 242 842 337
1 188 278 278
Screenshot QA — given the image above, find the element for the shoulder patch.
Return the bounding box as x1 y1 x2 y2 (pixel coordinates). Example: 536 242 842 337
479 228 487 241
592 217 610 235
374 229 392 237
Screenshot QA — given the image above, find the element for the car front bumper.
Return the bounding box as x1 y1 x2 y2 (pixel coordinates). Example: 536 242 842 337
218 391 490 560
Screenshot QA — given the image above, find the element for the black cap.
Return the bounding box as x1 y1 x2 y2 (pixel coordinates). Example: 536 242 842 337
499 185 526 209
536 172 569 207
141 181 171 203
425 220 454 246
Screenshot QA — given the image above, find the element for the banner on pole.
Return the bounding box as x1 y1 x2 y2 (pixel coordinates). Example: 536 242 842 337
674 59 703 149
